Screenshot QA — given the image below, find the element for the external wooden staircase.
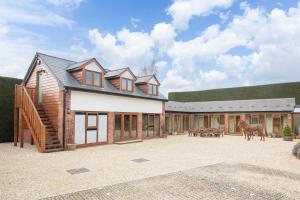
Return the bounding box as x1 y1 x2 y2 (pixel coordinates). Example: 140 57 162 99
14 85 63 153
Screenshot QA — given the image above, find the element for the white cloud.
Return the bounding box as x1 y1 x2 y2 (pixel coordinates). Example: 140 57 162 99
0 0 81 78
167 0 235 30
161 2 300 92
0 24 38 78
161 68 192 93
130 17 140 28
216 54 245 78
89 28 155 72
47 0 85 8
150 22 176 54
0 1 73 27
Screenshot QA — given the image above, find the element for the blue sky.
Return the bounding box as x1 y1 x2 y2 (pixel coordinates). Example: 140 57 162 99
0 0 300 95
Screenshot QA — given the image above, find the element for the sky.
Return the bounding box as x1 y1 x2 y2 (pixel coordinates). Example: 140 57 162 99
0 0 300 95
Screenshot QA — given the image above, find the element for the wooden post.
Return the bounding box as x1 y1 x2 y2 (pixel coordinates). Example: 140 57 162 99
18 108 24 148
14 108 18 146
14 85 19 147
30 135 34 145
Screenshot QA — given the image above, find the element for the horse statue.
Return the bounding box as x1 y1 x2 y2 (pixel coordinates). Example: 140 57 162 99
238 120 266 141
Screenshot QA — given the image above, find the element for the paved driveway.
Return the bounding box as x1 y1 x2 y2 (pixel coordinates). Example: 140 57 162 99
43 163 300 200
0 135 299 199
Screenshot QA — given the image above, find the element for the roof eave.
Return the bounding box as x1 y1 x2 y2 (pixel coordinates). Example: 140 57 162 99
65 85 168 102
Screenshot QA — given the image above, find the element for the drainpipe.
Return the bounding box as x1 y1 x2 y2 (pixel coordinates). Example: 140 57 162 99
62 88 67 150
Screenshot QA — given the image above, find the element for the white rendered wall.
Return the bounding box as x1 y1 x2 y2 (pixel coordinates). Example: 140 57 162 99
121 70 134 79
85 62 102 72
71 90 163 113
148 77 158 85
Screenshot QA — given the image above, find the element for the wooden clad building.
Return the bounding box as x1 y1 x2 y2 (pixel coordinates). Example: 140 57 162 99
14 53 167 153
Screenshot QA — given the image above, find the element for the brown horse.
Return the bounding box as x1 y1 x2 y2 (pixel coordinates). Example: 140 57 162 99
238 120 266 141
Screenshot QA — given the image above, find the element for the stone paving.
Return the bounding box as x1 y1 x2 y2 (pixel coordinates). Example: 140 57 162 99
1 135 299 200
42 163 300 200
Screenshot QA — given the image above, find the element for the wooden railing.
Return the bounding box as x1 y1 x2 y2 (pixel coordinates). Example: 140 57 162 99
15 85 46 152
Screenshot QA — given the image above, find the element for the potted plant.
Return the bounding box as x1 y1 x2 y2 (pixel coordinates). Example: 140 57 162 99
282 125 294 141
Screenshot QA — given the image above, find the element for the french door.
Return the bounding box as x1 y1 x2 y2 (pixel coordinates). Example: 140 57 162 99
114 113 137 141
74 112 108 146
142 114 160 138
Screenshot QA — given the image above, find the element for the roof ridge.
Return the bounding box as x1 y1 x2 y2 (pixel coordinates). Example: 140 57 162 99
37 52 76 63
68 58 93 66
107 67 127 72
137 75 153 78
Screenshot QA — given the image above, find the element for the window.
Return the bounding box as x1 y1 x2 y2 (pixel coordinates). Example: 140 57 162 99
142 114 160 138
87 114 97 129
85 70 102 87
121 79 127 90
121 78 133 92
94 72 100 86
148 84 158 95
86 71 93 85
128 80 133 91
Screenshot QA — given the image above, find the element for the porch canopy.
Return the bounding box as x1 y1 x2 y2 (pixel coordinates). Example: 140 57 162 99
166 98 295 113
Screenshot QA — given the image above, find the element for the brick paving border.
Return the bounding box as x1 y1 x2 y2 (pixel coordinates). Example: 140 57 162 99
42 163 300 200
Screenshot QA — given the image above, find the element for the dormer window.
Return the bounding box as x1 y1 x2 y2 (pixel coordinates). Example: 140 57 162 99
68 58 105 88
148 84 158 96
121 78 133 92
85 70 102 87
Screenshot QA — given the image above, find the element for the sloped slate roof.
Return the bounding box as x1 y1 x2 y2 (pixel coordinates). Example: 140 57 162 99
104 68 127 78
66 59 92 71
33 53 167 101
166 98 295 113
136 75 152 84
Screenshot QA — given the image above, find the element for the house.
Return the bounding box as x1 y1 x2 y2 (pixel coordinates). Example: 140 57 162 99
165 82 300 136
14 53 167 152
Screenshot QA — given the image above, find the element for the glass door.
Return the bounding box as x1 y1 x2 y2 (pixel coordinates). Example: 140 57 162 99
142 114 160 138
235 115 241 133
114 113 138 141
229 115 234 134
124 114 130 140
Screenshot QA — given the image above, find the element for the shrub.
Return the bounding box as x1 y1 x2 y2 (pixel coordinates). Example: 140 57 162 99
282 125 294 137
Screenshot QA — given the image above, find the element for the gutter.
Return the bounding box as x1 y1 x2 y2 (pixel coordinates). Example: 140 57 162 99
65 86 169 102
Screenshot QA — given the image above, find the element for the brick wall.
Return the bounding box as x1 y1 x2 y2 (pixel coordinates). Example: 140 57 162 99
107 112 115 144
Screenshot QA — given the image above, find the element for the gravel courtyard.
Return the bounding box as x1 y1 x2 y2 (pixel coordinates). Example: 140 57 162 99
0 135 299 200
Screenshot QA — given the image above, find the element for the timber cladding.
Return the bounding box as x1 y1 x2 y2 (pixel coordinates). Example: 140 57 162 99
169 81 300 104
26 63 61 134
0 76 22 142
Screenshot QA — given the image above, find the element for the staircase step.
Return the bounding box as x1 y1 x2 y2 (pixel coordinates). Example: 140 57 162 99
44 148 64 153
36 106 63 153
46 144 62 149
114 139 143 145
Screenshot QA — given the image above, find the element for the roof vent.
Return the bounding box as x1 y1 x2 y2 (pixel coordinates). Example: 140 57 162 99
37 59 41 65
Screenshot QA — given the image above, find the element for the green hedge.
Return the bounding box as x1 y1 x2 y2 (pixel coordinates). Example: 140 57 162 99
168 82 300 104
0 76 22 143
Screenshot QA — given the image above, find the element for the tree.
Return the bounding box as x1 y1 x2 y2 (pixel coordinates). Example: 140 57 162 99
140 59 158 76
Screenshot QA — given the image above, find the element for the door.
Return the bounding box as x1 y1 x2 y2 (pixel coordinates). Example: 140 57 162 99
75 113 108 145
75 114 85 145
229 115 234 134
235 115 241 133
98 114 108 142
114 114 138 141
273 117 281 136
37 71 43 104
